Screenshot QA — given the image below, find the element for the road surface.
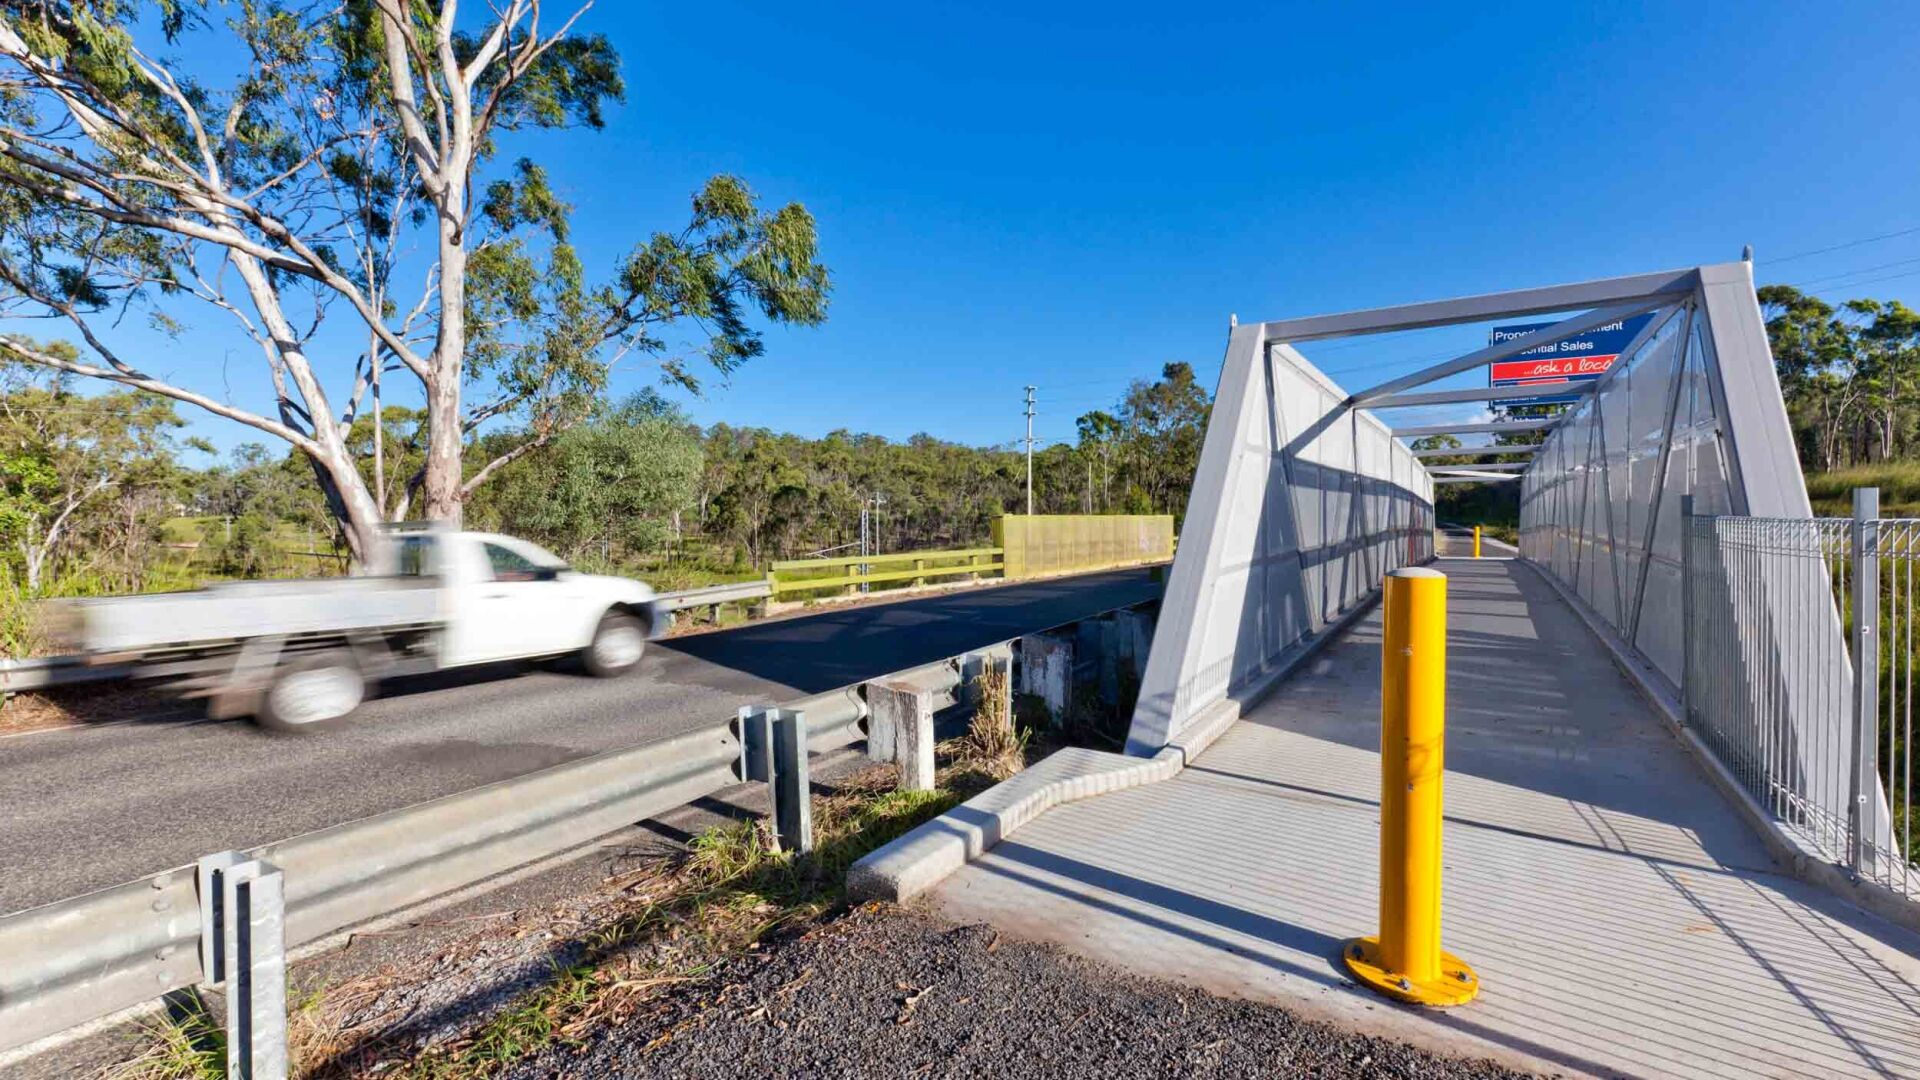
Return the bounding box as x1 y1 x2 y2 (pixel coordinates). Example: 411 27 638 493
0 567 1161 914
1436 523 1517 559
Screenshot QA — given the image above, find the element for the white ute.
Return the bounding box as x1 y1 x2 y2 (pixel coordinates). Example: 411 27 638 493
68 526 661 731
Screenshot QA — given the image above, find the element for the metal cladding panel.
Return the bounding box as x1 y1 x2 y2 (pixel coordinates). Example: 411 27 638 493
1520 263 1862 838
1126 331 1431 755
1635 432 1690 683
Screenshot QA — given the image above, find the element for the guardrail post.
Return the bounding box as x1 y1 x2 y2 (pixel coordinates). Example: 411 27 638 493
736 706 773 784
1114 608 1154 679
961 645 1015 711
1017 632 1073 726
1077 617 1121 706
1344 568 1478 1007
196 851 243 988
1849 486 1881 878
865 673 939 792
770 708 813 853
197 856 288 1080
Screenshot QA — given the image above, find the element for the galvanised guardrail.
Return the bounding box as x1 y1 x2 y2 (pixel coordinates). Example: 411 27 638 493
654 578 773 612
0 671 961 1074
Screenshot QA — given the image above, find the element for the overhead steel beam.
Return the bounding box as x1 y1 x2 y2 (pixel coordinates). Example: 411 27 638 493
1411 445 1540 459
1433 475 1520 485
1368 381 1599 409
1348 299 1677 406
1394 418 1556 438
1430 462 1528 472
1261 266 1699 344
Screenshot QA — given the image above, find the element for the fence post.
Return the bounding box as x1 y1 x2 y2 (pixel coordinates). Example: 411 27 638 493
1848 487 1881 878
1680 495 1694 725
1343 567 1478 1007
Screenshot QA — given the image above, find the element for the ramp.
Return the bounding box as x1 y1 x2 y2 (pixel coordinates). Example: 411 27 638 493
934 559 1920 1078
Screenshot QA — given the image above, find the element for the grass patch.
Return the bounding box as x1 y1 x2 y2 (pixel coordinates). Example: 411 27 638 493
114 994 225 1080
1805 463 1920 517
949 665 1026 779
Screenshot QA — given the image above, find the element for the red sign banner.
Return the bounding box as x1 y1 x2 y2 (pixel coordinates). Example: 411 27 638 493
1488 352 1620 386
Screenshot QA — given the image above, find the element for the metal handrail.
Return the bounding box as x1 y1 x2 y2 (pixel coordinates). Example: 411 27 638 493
768 548 1004 596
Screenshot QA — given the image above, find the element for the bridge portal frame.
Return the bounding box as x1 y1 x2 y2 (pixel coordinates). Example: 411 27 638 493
1127 261 1822 793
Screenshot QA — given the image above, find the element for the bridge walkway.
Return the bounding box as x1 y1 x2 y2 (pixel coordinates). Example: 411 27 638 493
930 558 1920 1078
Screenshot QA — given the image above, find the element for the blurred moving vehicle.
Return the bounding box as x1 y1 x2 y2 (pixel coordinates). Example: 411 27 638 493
63 526 660 731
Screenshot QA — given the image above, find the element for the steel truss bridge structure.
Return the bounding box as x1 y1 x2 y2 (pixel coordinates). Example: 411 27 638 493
1130 258 1906 898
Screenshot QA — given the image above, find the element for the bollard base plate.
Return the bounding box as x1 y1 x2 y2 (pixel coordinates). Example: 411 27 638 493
1342 936 1480 1007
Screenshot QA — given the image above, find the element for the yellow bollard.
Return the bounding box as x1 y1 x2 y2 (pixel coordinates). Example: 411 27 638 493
1472 525 1481 558
1344 567 1479 1007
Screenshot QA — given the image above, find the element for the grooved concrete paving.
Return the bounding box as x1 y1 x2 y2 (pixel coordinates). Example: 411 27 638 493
932 558 1920 1079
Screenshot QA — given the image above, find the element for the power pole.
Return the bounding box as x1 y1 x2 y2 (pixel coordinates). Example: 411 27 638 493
1024 385 1037 515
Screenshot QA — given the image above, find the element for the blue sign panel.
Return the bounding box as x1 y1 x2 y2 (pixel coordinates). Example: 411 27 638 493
1487 313 1654 406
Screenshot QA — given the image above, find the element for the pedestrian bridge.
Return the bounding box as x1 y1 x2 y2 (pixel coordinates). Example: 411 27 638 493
926 260 1920 1077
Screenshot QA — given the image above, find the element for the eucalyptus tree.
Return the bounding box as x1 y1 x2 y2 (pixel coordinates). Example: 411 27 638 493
0 1 829 559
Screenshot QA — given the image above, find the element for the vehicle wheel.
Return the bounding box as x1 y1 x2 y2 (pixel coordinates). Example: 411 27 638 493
256 651 365 732
583 612 646 678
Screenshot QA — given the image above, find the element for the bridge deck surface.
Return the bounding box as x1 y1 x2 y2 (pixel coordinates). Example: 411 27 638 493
931 557 1920 1078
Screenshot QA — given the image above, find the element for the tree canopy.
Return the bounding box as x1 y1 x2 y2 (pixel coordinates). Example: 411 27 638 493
0 1 830 558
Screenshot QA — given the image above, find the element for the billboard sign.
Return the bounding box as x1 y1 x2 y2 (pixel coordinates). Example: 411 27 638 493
1487 313 1653 406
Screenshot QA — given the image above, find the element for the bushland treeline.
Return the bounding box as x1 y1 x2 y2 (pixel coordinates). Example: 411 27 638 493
1761 285 1920 472
0 359 1208 653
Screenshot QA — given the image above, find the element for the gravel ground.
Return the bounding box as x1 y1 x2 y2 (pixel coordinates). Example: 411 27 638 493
510 906 1539 1080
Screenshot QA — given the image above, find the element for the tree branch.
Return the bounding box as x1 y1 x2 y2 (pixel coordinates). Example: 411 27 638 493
0 336 321 455
460 429 556 497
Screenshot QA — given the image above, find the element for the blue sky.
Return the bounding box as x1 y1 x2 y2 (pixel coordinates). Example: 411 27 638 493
23 0 1920 456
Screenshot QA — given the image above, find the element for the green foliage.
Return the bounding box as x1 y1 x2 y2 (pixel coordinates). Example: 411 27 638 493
467 392 703 565
693 362 1211 569
0 351 192 596
1762 284 1920 472
116 991 225 1080
0 1 832 551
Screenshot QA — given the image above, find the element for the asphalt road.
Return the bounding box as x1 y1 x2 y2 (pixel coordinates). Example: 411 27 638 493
0 568 1161 915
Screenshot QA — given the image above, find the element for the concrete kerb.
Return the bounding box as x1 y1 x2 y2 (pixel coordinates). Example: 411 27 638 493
848 585 1389 904
846 698 1238 904
1516 556 1920 936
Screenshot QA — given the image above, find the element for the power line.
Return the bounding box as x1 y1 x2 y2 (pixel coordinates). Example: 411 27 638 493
1763 225 1920 266
1805 266 1920 298
1785 254 1920 290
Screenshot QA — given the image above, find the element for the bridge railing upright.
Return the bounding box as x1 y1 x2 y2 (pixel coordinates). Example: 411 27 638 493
1683 489 1920 905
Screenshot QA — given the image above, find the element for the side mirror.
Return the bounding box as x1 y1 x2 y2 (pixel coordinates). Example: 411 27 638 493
534 566 561 582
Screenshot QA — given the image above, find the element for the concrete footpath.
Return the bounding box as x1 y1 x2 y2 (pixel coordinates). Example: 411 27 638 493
931 558 1920 1078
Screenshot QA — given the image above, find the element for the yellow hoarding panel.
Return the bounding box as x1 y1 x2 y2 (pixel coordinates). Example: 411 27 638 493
993 515 1175 580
